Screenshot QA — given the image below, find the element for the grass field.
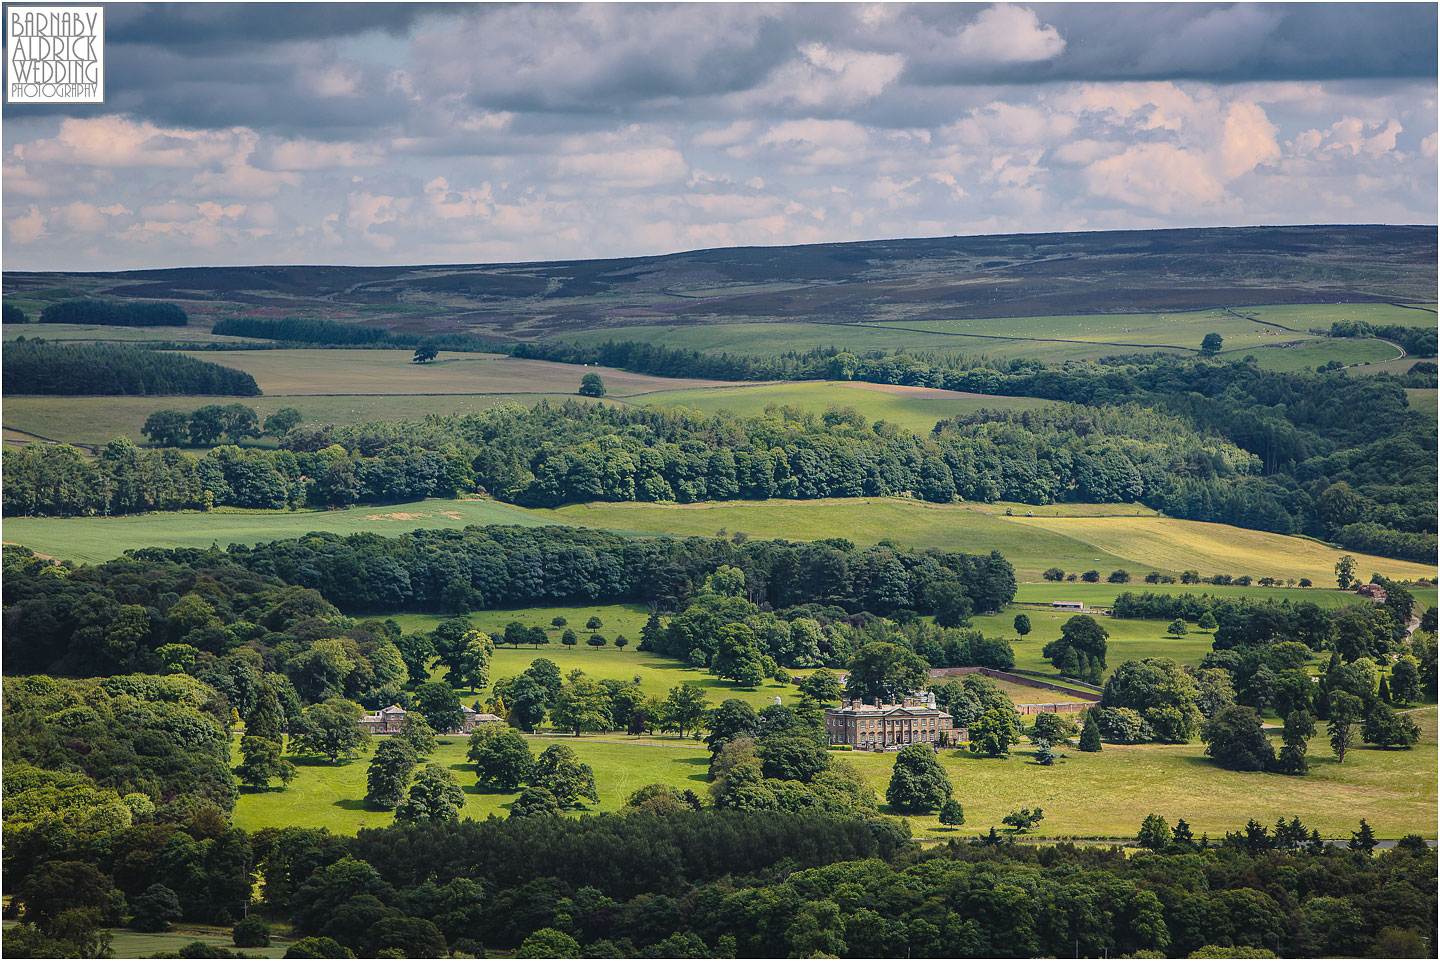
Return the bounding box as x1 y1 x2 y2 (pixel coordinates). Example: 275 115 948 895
231 708 1438 841
231 735 712 835
9 496 1433 584
384 603 796 711
1013 582 1383 607
968 610 1222 677
1241 337 1402 372
174 348 735 396
560 307 1405 368
845 706 1439 840
106 925 290 959
640 381 1051 431
1004 515 1436 583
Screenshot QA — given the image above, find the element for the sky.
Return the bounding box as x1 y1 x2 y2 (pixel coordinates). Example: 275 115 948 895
2 2 1437 271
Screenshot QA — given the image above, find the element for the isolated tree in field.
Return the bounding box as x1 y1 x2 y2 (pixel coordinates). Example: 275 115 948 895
1274 709 1316 775
1362 702 1420 748
1031 712 1074 744
885 743 953 812
1043 615 1108 684
578 373 606 397
1081 570 1101 583
663 682 710 737
395 763 466 823
1167 618 1188 636
294 698 369 761
1078 712 1102 751
1328 691 1363 762
509 786 562 819
587 633 606 647
232 916 271 948
1335 554 1357 590
613 634 629 648
365 739 418 809
585 615 604 629
414 681 464 734
562 629 578 647
236 735 296 790
1197 611 1218 632
1201 704 1273 771
968 708 1019 757
532 743 599 807
1108 570 1131 584
1002 807 1044 833
1390 656 1421 705
413 344 439 363
263 406 302 436
845 642 929 703
939 798 965 826
468 726 533 789
797 667 843 704
1013 613 1032 636
142 409 189 447
550 673 611 735
398 712 437 757
1137 814 1172 851
1042 567 1065 582
1199 332 1224 355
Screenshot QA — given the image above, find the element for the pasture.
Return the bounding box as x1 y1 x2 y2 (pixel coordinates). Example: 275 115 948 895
231 735 712 835
3 321 256 346
559 306 1405 369
231 708 1438 841
175 348 735 396
640 381 1051 431
385 603 796 711
8 495 1433 584
845 706 1439 840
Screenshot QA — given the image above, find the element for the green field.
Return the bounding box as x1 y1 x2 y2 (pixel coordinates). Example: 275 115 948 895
1240 337 1402 373
968 610 1224 678
231 708 1438 841
640 381 1051 431
9 495 1433 584
385 603 796 711
1014 582 1373 607
560 306 1405 368
174 348 734 396
844 707 1438 840
231 735 712 835
1239 303 1438 330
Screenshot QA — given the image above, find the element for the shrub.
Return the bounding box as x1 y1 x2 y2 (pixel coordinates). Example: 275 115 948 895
233 916 271 948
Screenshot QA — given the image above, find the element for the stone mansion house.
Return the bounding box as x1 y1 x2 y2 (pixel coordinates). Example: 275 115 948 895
823 695 955 750
359 703 503 736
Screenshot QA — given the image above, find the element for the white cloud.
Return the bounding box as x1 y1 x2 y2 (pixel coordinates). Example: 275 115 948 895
952 5 1065 64
556 147 689 188
746 43 905 110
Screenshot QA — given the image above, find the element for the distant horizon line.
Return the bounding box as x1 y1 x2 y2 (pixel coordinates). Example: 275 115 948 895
4 221 1435 276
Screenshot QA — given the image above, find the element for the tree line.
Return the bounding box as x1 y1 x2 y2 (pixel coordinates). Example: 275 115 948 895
3 340 260 396
1326 319 1437 358
211 316 505 353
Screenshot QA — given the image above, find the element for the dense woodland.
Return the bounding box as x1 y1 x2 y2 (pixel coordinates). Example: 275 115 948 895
3 341 260 397
37 300 189 327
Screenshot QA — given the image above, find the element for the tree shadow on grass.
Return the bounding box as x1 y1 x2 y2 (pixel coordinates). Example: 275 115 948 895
332 799 369 811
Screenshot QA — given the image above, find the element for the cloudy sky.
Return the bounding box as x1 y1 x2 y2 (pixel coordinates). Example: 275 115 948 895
3 2 1436 270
